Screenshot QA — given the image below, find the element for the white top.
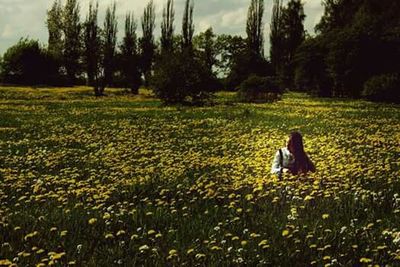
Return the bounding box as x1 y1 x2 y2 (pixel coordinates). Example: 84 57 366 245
271 147 295 175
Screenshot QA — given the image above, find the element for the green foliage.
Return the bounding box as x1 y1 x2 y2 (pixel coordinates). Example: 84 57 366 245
270 0 305 89
194 28 218 75
182 0 194 51
294 37 332 97
119 13 141 94
226 50 273 91
140 0 156 85
215 35 247 77
270 0 284 75
246 0 264 56
83 1 101 88
295 0 400 99
0 39 60 85
103 3 118 87
152 52 215 105
362 74 400 103
161 0 175 54
46 0 63 59
238 75 281 103
62 0 82 84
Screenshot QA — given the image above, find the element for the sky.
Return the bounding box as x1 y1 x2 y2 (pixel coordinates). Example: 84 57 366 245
0 0 325 55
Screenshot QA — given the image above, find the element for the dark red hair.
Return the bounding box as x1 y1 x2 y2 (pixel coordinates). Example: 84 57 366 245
287 131 315 175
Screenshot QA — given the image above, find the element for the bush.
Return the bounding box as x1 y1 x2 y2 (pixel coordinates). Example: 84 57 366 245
0 38 61 85
225 50 273 91
152 51 216 105
238 75 281 103
362 74 400 103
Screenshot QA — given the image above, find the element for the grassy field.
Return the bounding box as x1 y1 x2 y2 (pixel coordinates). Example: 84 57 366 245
0 86 399 266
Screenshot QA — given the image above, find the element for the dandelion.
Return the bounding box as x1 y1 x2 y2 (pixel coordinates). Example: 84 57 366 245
359 258 372 263
139 245 150 252
88 218 97 225
282 230 290 237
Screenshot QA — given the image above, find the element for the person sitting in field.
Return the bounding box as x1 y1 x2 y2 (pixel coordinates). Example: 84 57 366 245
271 131 315 179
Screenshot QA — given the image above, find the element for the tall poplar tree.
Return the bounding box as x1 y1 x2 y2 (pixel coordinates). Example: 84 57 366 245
182 0 194 52
281 0 306 88
161 0 175 54
62 0 81 84
120 12 141 94
140 0 156 85
103 2 118 87
246 0 264 57
47 0 63 58
270 0 284 75
83 1 101 88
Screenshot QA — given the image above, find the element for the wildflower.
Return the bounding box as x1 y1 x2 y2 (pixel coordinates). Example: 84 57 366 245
359 258 372 263
139 245 150 251
282 230 290 237
88 218 97 225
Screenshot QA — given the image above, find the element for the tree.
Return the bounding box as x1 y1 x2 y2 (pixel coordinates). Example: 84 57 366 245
182 0 194 52
46 0 63 59
62 0 81 85
161 0 175 54
83 1 101 88
302 0 399 94
280 0 306 88
246 0 264 57
140 0 156 86
152 52 214 105
120 13 141 94
215 34 247 77
294 36 332 96
103 2 118 88
194 28 217 74
0 39 59 85
270 0 284 75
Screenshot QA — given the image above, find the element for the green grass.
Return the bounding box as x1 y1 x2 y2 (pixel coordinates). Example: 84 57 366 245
0 86 399 266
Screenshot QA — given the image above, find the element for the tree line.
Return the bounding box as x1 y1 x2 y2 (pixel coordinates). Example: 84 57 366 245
0 0 398 103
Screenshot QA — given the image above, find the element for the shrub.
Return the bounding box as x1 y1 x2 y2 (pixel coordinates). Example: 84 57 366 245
238 75 281 103
362 73 400 103
225 50 273 91
0 38 61 85
152 51 216 105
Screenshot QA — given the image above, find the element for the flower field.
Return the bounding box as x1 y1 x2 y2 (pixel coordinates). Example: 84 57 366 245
0 86 399 266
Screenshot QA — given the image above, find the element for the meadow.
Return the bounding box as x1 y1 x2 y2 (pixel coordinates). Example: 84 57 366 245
0 86 399 266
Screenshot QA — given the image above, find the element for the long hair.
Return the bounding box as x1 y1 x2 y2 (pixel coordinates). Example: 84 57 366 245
287 131 315 175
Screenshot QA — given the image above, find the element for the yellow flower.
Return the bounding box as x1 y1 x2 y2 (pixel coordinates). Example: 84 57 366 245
60 230 68 237
359 258 372 263
147 230 156 235
282 229 290 237
139 245 150 251
258 240 268 247
88 218 97 225
116 230 126 237
0 259 12 266
322 214 329 220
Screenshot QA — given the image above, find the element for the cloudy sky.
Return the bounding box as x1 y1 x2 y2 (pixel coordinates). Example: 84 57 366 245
0 0 324 55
